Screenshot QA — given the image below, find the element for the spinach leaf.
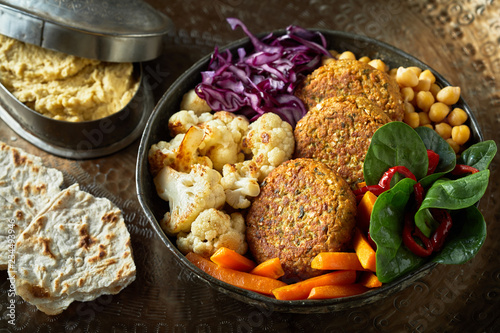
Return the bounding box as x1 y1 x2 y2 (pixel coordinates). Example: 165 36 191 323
364 122 428 186
415 126 456 188
415 170 490 237
458 140 497 171
433 205 486 265
370 178 426 283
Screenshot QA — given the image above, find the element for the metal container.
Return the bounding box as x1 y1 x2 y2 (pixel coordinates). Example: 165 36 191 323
0 0 174 158
136 30 483 313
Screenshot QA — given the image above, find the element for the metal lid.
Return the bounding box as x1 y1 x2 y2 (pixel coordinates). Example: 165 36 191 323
0 0 174 62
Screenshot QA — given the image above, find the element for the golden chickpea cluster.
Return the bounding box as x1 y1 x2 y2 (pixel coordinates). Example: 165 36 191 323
322 51 470 153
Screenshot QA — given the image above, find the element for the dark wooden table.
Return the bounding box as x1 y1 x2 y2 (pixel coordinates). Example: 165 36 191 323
1 0 499 331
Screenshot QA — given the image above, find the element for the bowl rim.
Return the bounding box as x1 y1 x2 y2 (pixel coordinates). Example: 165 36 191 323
136 29 483 313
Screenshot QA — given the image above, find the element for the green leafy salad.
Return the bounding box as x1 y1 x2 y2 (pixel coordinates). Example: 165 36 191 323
355 121 496 283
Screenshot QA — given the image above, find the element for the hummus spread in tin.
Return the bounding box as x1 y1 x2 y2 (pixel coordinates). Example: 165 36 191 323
0 34 139 122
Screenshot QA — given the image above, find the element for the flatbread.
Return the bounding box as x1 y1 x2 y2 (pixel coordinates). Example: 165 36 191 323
0 142 64 269
8 183 136 315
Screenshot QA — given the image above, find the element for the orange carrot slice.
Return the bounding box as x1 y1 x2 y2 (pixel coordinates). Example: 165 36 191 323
356 181 367 189
307 284 369 300
210 247 256 272
272 270 357 300
353 228 377 272
186 252 286 295
250 258 285 279
311 252 365 271
356 191 377 233
359 271 382 288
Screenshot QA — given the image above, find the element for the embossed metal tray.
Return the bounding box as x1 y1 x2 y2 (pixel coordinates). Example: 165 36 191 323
136 30 483 313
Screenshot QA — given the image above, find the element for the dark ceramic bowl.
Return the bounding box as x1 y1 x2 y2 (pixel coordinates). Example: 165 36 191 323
136 30 483 313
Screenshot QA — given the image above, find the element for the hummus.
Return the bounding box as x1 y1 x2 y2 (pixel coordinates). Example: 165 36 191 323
0 34 139 122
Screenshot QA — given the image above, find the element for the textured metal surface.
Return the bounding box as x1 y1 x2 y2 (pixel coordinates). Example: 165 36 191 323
0 0 173 62
1 0 499 331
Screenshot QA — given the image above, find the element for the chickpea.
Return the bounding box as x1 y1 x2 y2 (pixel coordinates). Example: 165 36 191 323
435 122 452 140
436 86 461 105
389 67 398 78
368 59 387 72
401 87 415 102
428 102 450 122
446 138 461 153
414 78 431 92
358 56 371 64
404 101 415 114
338 51 356 60
451 125 470 145
396 67 419 87
329 50 339 58
421 124 434 129
404 112 420 128
415 90 435 111
418 111 431 126
447 107 468 126
430 83 441 97
322 56 335 66
419 69 436 85
408 66 422 77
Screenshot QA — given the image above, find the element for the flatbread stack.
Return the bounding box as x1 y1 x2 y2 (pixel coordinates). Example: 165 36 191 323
1 142 136 315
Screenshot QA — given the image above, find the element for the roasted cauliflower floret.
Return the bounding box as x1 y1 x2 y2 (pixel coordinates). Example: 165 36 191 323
199 111 249 172
176 208 247 257
148 126 212 176
168 110 214 137
242 112 295 181
212 111 249 145
221 160 261 209
148 134 184 176
153 164 226 235
180 88 212 115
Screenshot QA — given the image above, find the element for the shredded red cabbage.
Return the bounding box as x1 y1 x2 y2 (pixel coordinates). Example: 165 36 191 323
195 18 331 127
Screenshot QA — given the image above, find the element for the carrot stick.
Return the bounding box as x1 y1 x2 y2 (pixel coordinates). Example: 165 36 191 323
356 181 367 189
359 271 382 288
356 190 377 233
311 252 365 271
186 252 286 295
272 270 357 300
250 258 285 279
210 247 256 272
353 228 377 272
307 284 369 300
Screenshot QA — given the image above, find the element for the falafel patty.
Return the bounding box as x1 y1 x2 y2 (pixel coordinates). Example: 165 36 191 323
294 59 404 121
245 158 357 281
294 95 391 188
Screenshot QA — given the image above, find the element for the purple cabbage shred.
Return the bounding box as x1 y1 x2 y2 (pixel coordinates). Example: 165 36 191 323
195 18 332 127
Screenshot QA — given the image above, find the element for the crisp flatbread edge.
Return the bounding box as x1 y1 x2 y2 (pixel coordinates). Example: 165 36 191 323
0 141 64 269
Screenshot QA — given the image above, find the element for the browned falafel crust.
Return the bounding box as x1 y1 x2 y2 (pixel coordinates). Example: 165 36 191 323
294 95 391 188
294 59 404 122
245 158 357 281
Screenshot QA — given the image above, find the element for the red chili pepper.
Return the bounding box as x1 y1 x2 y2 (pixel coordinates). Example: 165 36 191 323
413 182 424 208
430 209 453 252
353 166 417 200
378 166 417 190
451 164 479 175
402 212 433 257
427 149 440 175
